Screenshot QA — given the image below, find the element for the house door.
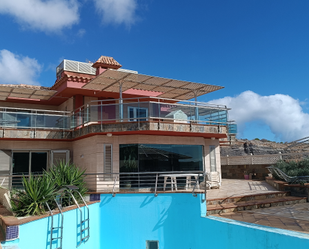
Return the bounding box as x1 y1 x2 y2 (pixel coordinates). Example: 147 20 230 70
12 151 48 188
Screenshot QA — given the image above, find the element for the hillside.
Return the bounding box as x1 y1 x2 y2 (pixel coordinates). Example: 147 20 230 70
221 139 309 157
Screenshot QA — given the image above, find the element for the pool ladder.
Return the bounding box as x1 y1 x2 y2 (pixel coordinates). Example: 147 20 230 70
45 194 64 249
65 185 90 247
45 186 90 249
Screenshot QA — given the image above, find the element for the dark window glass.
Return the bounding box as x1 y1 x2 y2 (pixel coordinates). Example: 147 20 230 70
31 152 47 174
13 153 29 174
120 144 203 173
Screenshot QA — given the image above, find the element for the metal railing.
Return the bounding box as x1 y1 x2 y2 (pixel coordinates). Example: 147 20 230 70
0 97 235 135
221 152 309 166
0 107 70 130
1 171 205 198
71 97 235 130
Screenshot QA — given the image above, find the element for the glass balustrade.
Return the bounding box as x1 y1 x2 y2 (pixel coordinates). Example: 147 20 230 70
0 97 235 131
0 108 70 130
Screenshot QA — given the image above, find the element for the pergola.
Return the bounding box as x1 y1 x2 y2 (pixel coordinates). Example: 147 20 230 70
0 85 56 101
82 69 224 120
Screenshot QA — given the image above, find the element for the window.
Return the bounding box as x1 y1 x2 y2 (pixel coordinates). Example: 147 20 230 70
51 150 70 166
128 107 148 121
12 151 48 188
209 145 216 172
104 144 113 180
120 144 204 172
146 240 159 249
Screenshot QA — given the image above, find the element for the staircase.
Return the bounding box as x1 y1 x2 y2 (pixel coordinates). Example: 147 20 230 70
207 191 307 215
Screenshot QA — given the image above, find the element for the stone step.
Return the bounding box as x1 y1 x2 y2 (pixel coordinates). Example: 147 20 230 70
206 191 290 206
207 195 307 215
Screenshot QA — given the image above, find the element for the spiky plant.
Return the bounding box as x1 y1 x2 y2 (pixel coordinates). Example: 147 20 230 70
45 161 87 206
11 175 56 217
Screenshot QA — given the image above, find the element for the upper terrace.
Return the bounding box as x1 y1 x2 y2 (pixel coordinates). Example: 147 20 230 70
0 96 236 140
0 56 237 140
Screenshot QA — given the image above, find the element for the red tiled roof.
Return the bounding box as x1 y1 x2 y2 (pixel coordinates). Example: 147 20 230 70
92 56 122 69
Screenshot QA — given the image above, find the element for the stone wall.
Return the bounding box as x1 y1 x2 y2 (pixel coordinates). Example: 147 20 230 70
221 164 271 180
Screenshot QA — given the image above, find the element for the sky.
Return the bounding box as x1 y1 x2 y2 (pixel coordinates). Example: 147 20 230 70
0 0 309 142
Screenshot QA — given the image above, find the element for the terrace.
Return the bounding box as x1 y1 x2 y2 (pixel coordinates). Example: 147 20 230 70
0 97 236 140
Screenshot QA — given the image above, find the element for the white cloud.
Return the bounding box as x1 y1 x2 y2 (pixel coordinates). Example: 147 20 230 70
77 28 86 37
93 0 137 26
209 90 309 142
0 0 79 32
0 50 42 85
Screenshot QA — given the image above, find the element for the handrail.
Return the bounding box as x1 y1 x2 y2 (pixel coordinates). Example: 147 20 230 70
112 176 118 197
4 171 206 194
0 106 70 114
88 96 228 109
154 174 158 197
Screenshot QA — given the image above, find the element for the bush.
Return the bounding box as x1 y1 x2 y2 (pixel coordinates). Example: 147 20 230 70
273 158 309 184
11 175 56 217
11 161 88 217
45 161 87 195
45 161 87 206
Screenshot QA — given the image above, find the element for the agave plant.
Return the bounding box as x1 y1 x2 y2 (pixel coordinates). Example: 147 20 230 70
11 175 56 217
45 161 87 206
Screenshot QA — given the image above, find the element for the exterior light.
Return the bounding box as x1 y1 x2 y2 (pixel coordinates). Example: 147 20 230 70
211 137 215 140
107 133 112 137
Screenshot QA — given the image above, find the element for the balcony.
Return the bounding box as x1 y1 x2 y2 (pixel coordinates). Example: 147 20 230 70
71 97 233 138
0 97 235 139
0 107 71 139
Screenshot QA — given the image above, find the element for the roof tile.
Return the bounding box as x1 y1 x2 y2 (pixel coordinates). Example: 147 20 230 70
92 56 122 69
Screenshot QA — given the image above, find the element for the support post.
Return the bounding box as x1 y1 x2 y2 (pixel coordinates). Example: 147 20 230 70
119 82 123 122
194 91 199 123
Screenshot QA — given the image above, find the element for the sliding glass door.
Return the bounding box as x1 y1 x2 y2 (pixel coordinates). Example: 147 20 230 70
12 151 47 188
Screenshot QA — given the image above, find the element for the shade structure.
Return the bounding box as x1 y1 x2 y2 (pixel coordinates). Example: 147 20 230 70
82 69 224 100
0 85 56 101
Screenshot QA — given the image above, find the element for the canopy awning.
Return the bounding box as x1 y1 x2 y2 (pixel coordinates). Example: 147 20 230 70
0 85 56 101
82 69 223 100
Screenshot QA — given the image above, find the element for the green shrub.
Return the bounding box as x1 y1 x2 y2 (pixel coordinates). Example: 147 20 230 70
11 161 88 217
11 175 56 217
273 158 309 184
45 161 87 205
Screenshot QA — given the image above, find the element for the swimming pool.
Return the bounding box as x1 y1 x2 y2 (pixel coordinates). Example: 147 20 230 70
3 193 309 248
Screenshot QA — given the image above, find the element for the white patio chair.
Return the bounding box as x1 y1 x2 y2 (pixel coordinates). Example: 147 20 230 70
206 171 221 189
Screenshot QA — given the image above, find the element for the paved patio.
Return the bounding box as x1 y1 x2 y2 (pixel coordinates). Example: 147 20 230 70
213 203 309 234
207 179 279 200
209 179 309 234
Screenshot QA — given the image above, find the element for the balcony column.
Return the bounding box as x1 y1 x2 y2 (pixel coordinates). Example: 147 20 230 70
119 81 124 122
193 90 199 123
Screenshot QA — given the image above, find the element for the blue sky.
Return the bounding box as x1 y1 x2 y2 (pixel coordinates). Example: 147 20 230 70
0 0 309 142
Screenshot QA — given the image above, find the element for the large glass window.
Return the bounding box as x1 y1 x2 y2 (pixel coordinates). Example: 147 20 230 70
128 107 148 121
12 151 48 188
120 144 203 173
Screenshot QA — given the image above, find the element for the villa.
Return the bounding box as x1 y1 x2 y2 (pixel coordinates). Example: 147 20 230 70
0 55 235 191
1 56 309 249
